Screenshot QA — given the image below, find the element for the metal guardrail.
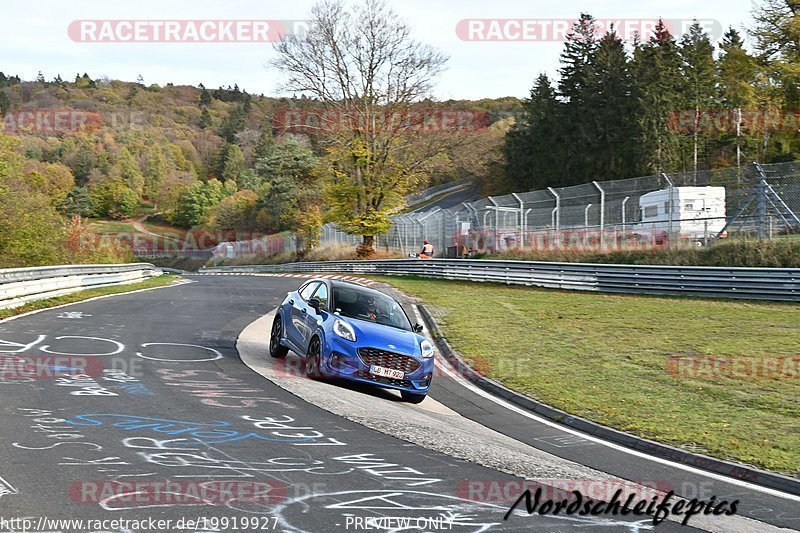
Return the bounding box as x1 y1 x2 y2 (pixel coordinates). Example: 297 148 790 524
201 259 800 302
0 263 161 310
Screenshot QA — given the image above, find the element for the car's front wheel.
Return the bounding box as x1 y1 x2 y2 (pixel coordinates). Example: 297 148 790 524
304 336 324 379
401 390 426 404
269 315 289 358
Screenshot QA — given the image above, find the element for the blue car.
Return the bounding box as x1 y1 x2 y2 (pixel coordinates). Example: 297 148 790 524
269 278 434 403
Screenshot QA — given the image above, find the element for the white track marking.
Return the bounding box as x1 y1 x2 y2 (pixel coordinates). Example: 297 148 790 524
0 278 190 324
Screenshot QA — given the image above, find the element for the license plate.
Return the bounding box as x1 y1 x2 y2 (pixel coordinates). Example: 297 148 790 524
370 365 404 380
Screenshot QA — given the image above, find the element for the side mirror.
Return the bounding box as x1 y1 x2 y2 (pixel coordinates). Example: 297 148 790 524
413 323 423 333
308 298 322 314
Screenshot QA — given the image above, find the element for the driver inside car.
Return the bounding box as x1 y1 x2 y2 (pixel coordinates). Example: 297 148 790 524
358 295 379 321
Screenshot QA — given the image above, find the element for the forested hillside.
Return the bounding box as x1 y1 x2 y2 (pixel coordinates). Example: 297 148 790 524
3 0 799 267
0 73 516 267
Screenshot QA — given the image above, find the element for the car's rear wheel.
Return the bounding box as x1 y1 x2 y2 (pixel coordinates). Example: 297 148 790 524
269 315 289 358
304 337 323 379
401 391 426 404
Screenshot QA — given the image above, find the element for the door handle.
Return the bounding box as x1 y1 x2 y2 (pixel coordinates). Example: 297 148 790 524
301 308 307 314
288 299 294 305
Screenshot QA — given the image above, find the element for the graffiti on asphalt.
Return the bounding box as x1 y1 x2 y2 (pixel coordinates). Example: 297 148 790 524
241 415 347 447
331 453 442 487
56 374 117 396
0 475 18 500
57 311 91 319
13 408 103 452
0 334 224 363
64 414 320 446
157 368 293 409
102 369 154 396
136 343 222 362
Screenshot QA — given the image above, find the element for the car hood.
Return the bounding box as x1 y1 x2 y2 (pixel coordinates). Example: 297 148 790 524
346 318 421 355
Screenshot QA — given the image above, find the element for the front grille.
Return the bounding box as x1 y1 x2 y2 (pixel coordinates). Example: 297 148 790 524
357 347 421 374
354 369 412 388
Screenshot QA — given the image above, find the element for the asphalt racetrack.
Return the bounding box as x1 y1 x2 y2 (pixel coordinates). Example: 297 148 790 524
0 275 796 532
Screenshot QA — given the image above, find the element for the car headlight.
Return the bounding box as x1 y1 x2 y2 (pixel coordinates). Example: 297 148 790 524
333 319 356 342
421 339 434 358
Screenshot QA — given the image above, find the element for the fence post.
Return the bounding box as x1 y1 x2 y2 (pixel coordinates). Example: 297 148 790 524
463 202 478 252
548 187 560 248
512 193 525 248
488 196 500 251
584 203 592 246
592 181 605 248
441 208 448 255
416 209 438 253
662 173 675 247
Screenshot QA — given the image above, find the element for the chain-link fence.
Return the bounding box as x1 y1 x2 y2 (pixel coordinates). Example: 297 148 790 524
319 161 800 257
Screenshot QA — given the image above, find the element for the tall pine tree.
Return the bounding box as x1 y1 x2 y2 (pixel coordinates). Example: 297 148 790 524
504 74 562 191
631 20 685 173
679 22 718 172
557 14 599 184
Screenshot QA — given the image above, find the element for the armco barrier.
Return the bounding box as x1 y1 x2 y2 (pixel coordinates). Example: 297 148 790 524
200 259 800 302
0 263 161 310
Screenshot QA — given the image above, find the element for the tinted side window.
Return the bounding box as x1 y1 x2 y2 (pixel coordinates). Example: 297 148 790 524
300 282 320 301
312 284 329 306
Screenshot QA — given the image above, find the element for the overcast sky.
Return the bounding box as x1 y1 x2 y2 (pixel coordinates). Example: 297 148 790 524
1 0 755 100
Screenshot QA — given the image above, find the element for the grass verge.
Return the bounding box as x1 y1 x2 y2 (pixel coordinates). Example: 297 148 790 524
0 274 178 320
486 238 800 268
88 219 136 234
374 275 800 476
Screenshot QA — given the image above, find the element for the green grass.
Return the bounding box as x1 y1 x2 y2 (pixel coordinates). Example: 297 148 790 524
0 274 177 320
88 219 136 234
487 238 800 268
140 219 187 240
376 276 800 475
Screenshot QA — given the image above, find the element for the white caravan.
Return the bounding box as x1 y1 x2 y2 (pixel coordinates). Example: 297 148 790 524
631 186 727 244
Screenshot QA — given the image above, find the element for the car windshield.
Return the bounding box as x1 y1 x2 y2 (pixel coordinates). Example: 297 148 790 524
332 286 412 331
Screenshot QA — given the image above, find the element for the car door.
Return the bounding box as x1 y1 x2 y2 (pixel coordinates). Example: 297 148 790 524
290 281 320 350
287 282 319 349
303 282 329 340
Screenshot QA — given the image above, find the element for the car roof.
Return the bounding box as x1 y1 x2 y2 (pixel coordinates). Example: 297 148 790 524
327 279 393 298
301 277 389 296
